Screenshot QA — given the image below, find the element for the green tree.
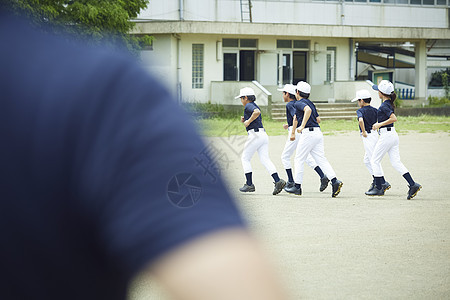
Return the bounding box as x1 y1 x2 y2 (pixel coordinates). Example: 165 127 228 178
442 72 449 99
1 0 152 54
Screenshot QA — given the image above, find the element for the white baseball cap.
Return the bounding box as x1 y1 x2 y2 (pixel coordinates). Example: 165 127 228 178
277 84 297 96
235 87 256 99
296 81 311 94
372 80 394 95
351 89 372 102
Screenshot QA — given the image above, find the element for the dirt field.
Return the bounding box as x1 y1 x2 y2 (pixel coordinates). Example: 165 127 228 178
129 132 450 300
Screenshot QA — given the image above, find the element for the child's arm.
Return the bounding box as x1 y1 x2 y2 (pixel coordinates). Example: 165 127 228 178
373 113 397 130
358 117 368 137
297 106 312 133
290 115 298 141
243 109 261 127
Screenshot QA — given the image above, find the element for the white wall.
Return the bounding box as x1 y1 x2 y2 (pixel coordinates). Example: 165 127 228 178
139 35 177 94
138 0 449 28
138 33 354 103
179 34 224 103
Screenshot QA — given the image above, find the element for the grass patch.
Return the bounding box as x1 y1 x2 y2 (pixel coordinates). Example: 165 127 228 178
195 115 450 137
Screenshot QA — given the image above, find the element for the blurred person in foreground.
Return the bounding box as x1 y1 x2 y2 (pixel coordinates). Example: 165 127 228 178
0 6 287 300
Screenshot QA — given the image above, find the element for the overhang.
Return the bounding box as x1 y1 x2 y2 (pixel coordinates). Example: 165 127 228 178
133 20 450 40
357 52 414 68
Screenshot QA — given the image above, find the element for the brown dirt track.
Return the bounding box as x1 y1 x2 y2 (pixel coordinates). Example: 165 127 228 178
129 132 450 300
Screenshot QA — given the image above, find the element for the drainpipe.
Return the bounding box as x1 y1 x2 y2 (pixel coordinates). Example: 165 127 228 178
340 0 345 25
179 0 184 21
174 34 182 103
178 1 183 102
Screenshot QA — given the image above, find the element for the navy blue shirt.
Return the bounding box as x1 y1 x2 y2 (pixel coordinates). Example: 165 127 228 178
356 105 378 132
285 100 296 127
244 102 264 131
0 14 244 300
294 98 320 128
377 100 395 128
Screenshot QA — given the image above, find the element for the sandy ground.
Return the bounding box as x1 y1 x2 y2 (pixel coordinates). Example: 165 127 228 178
129 131 450 300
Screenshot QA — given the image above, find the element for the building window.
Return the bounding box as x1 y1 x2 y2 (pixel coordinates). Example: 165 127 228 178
277 40 309 49
326 47 336 83
240 39 257 48
223 38 257 48
277 40 292 48
192 44 204 89
223 38 239 47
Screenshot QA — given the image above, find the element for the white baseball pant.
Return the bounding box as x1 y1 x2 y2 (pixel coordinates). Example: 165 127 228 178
371 127 408 177
293 128 336 184
241 129 277 175
281 126 318 170
362 131 381 175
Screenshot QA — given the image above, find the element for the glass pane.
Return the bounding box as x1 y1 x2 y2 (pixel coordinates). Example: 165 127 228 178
223 53 237 81
282 54 291 84
293 52 307 84
222 38 238 47
293 40 309 49
369 0 381 2
240 39 257 48
423 0 434 4
384 0 396 3
239 50 255 81
277 40 292 48
436 0 446 4
410 0 421 4
395 0 408 4
192 44 203 89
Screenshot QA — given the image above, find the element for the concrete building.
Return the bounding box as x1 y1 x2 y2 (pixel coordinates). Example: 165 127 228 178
133 0 450 108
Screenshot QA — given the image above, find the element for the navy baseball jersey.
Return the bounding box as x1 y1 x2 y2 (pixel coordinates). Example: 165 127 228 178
0 13 245 300
377 100 395 128
244 102 264 131
356 105 378 132
294 98 320 128
285 100 296 126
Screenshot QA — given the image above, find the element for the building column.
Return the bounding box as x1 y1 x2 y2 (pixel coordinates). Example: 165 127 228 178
415 40 427 101
349 39 356 81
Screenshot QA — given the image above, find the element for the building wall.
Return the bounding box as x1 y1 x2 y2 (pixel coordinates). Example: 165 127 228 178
139 0 449 28
140 35 177 94
135 1 449 103
139 33 354 103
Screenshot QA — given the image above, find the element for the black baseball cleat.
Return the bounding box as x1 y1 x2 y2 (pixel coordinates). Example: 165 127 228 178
284 181 295 192
407 182 422 200
319 176 330 192
331 180 343 197
239 183 255 193
273 179 286 195
382 181 391 192
284 185 302 195
366 182 375 193
365 187 384 196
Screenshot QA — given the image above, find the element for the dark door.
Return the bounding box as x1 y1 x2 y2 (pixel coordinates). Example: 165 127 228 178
224 53 238 81
293 51 307 85
239 50 255 81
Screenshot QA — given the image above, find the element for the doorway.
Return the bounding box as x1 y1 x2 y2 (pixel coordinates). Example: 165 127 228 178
223 50 255 81
293 51 307 84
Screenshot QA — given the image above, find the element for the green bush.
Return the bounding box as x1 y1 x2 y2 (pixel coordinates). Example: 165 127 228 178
428 96 450 106
394 96 402 108
182 102 241 119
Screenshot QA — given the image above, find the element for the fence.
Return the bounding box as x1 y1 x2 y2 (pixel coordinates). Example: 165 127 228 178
396 88 415 100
